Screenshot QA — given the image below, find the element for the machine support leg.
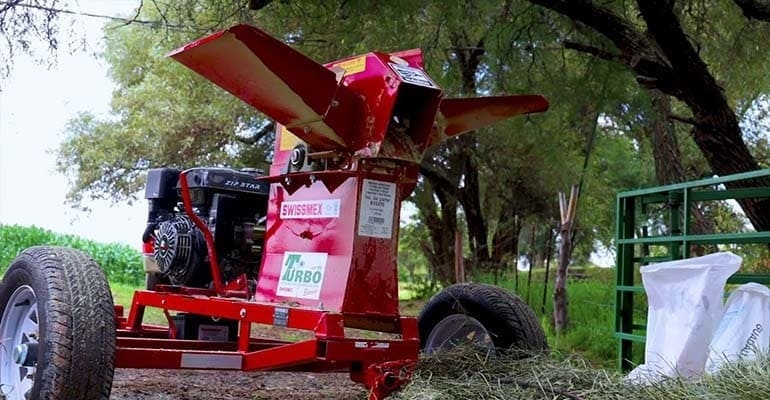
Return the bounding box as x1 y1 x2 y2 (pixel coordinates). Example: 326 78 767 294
364 359 417 400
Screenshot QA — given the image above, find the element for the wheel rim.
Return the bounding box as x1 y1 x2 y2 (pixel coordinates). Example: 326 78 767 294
424 314 494 355
0 285 39 400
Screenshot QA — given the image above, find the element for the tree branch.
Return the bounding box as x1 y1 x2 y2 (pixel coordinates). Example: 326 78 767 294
668 113 697 125
528 0 666 64
636 0 729 112
0 0 22 15
419 159 460 200
528 0 676 90
115 0 143 27
563 40 621 62
235 121 274 145
0 0 203 31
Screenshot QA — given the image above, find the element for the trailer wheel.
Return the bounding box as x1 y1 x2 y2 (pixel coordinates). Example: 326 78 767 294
0 246 116 400
418 283 547 355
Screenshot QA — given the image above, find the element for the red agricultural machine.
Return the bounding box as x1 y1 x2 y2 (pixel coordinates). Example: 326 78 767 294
0 24 548 399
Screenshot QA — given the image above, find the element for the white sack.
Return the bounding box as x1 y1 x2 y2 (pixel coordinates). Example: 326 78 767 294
705 282 770 374
626 252 741 383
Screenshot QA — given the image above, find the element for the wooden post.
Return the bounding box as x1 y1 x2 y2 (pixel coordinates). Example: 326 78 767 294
554 185 579 334
493 262 499 285
454 230 465 283
541 225 554 315
513 215 519 293
526 223 536 304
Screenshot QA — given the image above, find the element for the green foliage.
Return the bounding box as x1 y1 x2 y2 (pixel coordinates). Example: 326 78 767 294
53 0 770 285
57 3 273 206
398 218 443 299
111 281 166 324
0 224 144 286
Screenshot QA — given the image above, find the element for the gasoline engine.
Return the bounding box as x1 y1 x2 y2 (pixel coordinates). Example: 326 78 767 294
142 167 268 288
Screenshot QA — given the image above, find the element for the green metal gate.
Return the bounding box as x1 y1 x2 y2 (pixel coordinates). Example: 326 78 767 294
614 169 770 371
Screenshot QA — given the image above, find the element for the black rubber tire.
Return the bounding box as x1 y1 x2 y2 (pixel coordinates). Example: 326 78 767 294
418 283 548 354
145 272 162 290
0 246 116 399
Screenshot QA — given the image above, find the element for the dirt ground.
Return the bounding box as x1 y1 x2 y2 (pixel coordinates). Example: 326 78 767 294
110 301 425 399
111 369 366 400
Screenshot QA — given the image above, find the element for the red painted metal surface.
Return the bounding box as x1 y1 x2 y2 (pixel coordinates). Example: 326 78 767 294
116 290 419 372
253 166 407 317
114 22 548 397
324 50 442 159
168 24 363 151
432 95 550 146
170 24 550 164
364 359 418 400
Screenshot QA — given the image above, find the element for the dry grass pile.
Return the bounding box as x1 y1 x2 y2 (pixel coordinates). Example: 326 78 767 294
393 349 770 400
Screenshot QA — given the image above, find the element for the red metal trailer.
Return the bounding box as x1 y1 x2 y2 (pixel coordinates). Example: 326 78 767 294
0 24 549 400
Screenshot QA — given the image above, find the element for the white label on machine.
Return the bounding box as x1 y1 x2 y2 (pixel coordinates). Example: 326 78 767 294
389 63 437 88
280 199 341 219
358 179 396 239
276 252 328 300
197 325 229 341
180 353 242 369
354 341 391 349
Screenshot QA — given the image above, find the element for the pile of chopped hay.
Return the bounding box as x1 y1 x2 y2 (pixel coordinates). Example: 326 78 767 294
393 349 770 400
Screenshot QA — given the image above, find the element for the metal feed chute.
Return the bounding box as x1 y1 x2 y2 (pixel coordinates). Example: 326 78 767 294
169 24 548 163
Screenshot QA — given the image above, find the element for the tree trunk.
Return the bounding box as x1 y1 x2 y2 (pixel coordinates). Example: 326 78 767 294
554 186 578 334
492 213 520 263
553 220 571 333
450 31 491 266
646 89 716 254
529 0 770 232
413 181 458 285
637 0 770 231
410 29 491 282
648 90 687 186
458 133 491 264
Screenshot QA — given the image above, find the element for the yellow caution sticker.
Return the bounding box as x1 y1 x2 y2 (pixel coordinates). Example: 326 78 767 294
279 125 303 151
335 56 366 76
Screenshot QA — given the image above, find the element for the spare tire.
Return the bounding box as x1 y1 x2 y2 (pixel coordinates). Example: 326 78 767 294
0 246 116 400
418 283 547 355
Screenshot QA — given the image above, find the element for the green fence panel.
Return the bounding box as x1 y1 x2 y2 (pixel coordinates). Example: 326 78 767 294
614 169 770 371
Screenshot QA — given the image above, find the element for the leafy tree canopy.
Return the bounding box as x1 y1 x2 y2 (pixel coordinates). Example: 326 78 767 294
46 0 770 278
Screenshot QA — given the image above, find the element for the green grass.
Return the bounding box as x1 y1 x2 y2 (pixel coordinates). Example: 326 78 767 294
474 267 636 369
110 282 167 325
397 348 770 400
0 224 166 324
0 224 144 286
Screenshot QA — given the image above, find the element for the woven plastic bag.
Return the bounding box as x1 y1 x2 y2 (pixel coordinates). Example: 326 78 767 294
626 252 741 383
705 282 770 374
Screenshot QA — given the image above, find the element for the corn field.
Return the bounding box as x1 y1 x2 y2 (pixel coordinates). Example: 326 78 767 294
0 224 144 285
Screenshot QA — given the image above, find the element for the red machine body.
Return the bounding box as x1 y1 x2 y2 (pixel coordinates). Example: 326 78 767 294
114 24 548 399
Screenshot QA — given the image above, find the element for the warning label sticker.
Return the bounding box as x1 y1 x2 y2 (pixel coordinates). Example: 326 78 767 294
276 252 328 300
280 199 341 219
335 56 367 75
389 63 437 88
358 179 396 239
278 125 303 151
